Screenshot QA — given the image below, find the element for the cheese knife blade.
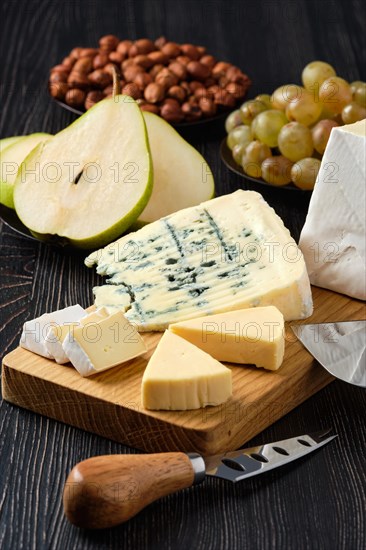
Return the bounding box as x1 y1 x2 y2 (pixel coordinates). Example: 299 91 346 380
63 428 336 529
292 320 366 387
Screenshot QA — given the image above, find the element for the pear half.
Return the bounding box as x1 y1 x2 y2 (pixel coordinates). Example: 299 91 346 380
14 96 152 249
135 112 215 225
1 133 51 208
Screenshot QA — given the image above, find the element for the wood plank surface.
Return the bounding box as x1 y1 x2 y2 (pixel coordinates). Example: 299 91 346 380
3 286 365 454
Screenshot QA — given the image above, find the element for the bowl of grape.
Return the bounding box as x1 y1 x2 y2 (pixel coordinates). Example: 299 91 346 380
221 61 366 191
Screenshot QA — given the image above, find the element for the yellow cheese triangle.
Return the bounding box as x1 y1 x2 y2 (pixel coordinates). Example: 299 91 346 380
141 330 232 410
169 306 285 370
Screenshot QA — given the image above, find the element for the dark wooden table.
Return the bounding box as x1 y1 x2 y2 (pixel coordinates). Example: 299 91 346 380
1 1 365 548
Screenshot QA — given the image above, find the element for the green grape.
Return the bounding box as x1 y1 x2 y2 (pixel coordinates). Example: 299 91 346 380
261 156 293 186
350 81 364 94
278 122 314 162
291 158 321 190
241 141 272 178
252 109 288 147
232 143 248 165
271 84 304 111
301 61 336 91
240 100 268 125
311 119 339 154
225 110 243 133
319 76 352 114
285 90 322 126
255 94 272 109
226 125 253 150
341 102 366 124
353 82 366 108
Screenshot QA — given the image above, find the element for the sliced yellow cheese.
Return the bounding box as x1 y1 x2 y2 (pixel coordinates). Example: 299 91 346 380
169 306 285 371
62 310 147 377
141 330 232 410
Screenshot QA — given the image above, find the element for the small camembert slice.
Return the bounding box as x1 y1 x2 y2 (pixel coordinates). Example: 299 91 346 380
19 305 86 359
169 306 285 371
141 330 232 411
45 307 109 364
62 310 147 377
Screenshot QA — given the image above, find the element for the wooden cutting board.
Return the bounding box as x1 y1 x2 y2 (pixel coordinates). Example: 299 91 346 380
2 287 365 455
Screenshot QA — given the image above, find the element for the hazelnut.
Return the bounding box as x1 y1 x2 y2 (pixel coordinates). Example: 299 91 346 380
109 51 125 64
49 71 69 83
154 36 167 49
161 42 181 58
176 55 191 66
187 61 211 80
149 63 165 79
155 68 178 89
160 100 184 123
128 44 139 57
197 46 207 57
117 40 133 56
199 97 217 117
168 61 187 80
51 64 70 74
194 86 210 100
62 56 76 70
181 102 202 120
214 89 236 108
65 88 86 107
122 83 142 100
204 77 216 88
200 55 216 68
212 61 232 76
147 51 169 65
167 85 186 102
134 72 153 89
144 82 165 103
121 58 136 71
73 57 93 73
226 82 247 99
134 38 156 54
103 84 114 97
70 47 83 60
180 81 191 94
99 34 120 52
189 80 204 92
93 53 109 69
208 84 220 95
49 82 69 100
67 72 90 89
124 65 144 82
219 76 230 87
104 63 120 76
180 44 200 60
140 103 160 114
134 54 154 69
88 70 112 88
85 90 105 109
79 48 98 58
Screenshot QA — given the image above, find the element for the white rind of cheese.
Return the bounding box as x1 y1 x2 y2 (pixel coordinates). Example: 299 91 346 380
169 306 285 370
62 310 147 377
20 305 86 359
86 190 313 330
45 307 109 364
299 119 366 300
141 330 232 410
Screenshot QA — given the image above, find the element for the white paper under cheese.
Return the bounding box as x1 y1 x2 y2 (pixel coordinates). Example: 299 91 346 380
299 120 366 300
20 304 86 359
86 190 313 330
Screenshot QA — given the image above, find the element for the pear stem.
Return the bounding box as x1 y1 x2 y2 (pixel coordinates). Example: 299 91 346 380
112 66 121 97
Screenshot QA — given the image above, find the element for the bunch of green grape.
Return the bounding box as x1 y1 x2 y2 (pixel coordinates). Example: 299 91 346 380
225 61 366 190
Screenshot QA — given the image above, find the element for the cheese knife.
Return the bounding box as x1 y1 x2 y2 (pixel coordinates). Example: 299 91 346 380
63 428 336 529
292 320 366 387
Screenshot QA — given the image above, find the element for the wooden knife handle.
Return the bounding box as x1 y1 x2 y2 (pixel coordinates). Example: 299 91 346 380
63 453 196 529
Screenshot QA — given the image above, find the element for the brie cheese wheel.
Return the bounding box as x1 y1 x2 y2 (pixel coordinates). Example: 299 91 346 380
62 310 147 376
169 306 285 370
299 119 366 300
141 330 232 410
20 304 86 359
45 307 109 364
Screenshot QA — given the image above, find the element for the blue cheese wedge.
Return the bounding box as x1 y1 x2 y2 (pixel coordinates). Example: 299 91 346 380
45 307 109 364
141 330 232 410
20 305 86 359
86 190 313 331
169 306 285 371
62 310 147 377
